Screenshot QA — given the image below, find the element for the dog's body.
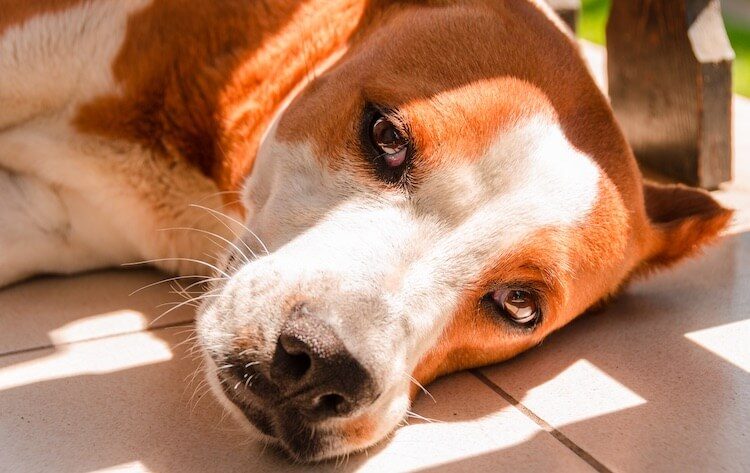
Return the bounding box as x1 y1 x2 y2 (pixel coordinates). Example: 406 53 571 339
0 0 353 285
0 0 733 462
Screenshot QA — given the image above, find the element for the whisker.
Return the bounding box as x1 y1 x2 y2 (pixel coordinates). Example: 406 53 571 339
190 382 213 415
129 274 214 296
168 278 222 299
158 226 253 263
245 374 255 388
173 327 197 337
194 189 242 206
404 371 435 403
179 277 226 293
405 410 442 424
173 334 199 350
156 292 225 309
189 203 269 255
123 257 231 278
189 378 209 405
185 369 202 389
188 203 259 258
150 293 224 326
218 198 245 212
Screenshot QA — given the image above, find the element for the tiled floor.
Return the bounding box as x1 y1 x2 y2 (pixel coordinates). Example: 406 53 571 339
1 44 748 473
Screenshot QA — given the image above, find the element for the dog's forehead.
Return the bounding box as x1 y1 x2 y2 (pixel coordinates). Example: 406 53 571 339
270 0 635 286
414 114 602 244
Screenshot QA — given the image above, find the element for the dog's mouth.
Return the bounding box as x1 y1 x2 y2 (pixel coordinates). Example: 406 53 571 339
215 367 279 434
214 368 374 462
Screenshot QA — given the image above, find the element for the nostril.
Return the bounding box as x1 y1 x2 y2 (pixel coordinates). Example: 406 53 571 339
284 350 311 380
316 393 352 416
274 333 313 382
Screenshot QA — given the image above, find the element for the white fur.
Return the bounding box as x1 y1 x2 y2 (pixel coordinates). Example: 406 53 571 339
198 115 602 456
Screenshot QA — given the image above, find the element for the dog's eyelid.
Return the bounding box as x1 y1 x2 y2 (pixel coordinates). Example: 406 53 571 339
382 110 409 135
366 103 411 136
486 277 548 298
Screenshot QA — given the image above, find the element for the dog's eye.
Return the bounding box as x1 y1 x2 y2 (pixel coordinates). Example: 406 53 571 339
490 288 541 325
370 115 408 168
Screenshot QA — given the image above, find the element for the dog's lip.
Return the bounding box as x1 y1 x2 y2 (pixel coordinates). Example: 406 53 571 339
217 372 278 436
216 372 352 461
236 398 277 437
221 383 332 461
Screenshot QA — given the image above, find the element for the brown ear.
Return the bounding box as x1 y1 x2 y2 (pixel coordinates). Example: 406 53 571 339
641 182 733 271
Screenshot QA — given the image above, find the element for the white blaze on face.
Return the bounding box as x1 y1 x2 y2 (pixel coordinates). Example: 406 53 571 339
395 116 603 367
198 115 602 453
413 116 602 283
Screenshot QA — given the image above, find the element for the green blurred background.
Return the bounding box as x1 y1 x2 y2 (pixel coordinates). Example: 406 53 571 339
578 0 750 97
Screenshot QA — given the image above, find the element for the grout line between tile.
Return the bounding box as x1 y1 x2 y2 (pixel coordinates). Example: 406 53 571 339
470 369 611 473
0 320 193 358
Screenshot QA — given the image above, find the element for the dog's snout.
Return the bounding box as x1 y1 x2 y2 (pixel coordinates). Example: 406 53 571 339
270 306 377 420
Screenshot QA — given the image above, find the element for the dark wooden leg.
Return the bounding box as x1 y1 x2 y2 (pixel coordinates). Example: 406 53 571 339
606 0 734 189
546 0 580 32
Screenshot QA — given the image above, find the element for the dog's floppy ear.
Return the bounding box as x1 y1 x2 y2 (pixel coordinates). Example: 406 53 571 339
639 182 733 272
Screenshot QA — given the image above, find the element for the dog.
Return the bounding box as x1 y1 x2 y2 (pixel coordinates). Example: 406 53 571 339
0 0 733 462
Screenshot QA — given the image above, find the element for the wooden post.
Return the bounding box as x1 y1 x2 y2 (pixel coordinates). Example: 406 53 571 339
545 0 580 32
606 0 734 189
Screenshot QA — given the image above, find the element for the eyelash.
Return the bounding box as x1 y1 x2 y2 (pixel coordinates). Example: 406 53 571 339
361 105 413 186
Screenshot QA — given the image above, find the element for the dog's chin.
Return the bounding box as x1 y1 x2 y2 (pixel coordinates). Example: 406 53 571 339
203 357 400 462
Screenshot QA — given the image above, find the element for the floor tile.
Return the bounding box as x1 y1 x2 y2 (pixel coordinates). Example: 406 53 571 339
0 326 594 473
0 269 198 355
481 231 750 472
348 372 593 473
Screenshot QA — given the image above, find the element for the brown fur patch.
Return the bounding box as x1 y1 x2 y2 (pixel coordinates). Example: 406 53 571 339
340 413 376 448
73 0 367 194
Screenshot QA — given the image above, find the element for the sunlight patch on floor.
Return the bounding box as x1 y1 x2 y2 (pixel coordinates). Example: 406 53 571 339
89 461 147 472
0 331 172 391
519 359 646 424
685 319 750 372
47 310 151 345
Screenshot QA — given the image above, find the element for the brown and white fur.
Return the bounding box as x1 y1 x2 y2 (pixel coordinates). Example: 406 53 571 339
0 0 733 462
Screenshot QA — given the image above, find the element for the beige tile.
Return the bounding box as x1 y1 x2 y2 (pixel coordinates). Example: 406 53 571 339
351 372 592 473
0 269 198 355
481 231 750 472
0 326 593 473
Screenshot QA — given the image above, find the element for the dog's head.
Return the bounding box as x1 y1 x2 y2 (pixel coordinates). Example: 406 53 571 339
197 0 732 461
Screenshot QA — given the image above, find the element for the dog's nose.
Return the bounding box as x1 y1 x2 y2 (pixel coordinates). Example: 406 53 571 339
269 306 377 420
